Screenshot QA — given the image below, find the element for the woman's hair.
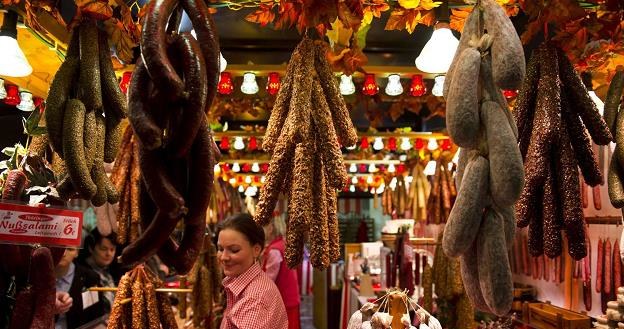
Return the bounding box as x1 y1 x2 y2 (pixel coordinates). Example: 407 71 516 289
266 214 286 238
85 227 118 251
216 213 265 248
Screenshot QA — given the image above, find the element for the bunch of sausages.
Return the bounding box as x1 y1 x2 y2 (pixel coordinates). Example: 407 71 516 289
46 20 126 205
426 157 456 224
605 67 624 208
510 233 566 284
597 238 624 313
514 41 612 260
441 0 525 317
108 266 178 329
188 236 222 328
408 163 430 222
119 0 219 274
110 126 141 245
254 38 358 269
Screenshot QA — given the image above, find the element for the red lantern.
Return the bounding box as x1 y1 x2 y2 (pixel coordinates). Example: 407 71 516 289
261 163 269 173
361 74 378 96
387 137 397 151
253 176 260 183
266 72 280 96
119 71 132 94
248 136 258 151
503 89 518 99
414 138 425 150
242 163 251 172
4 85 20 106
441 139 452 151
397 164 406 174
221 163 230 172
218 72 234 95
220 137 230 150
359 164 367 173
360 137 369 149
409 74 427 97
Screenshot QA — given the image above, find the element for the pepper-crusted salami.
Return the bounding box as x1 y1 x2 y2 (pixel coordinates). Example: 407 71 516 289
514 47 542 158
605 238 612 296
597 237 604 293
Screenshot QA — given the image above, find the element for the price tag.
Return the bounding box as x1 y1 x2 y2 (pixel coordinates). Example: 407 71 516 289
0 202 83 247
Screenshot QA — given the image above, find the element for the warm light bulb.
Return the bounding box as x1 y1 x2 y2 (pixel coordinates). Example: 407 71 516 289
261 176 266 183
588 91 605 116
388 164 396 173
238 185 245 193
214 164 221 174
245 176 252 184
400 137 411 151
415 24 459 74
349 163 357 173
385 74 403 96
368 163 377 173
377 184 385 194
251 162 260 173
349 185 356 193
427 138 439 150
244 186 256 197
16 90 34 111
339 75 356 95
367 176 373 184
233 137 245 150
229 178 236 184
232 163 241 172
373 137 384 151
389 177 397 190
241 72 259 94
0 11 33 78
432 76 445 96
370 187 376 194
351 176 358 184
424 160 437 176
0 79 6 99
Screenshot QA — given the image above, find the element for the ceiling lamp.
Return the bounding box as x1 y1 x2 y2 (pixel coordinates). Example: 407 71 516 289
409 74 427 97
339 75 356 95
218 72 234 95
362 74 379 96
372 137 384 151
0 78 6 99
0 11 32 77
387 164 396 173
232 162 241 172
414 1 458 74
400 137 411 151
241 72 259 95
233 137 245 150
251 162 260 173
427 138 439 150
431 76 445 96
384 74 403 96
368 163 377 173
16 90 34 111
349 163 357 173
266 72 280 96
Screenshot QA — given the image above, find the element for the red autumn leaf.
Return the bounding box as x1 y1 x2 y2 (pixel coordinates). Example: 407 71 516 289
80 0 113 20
385 8 406 31
245 4 276 27
338 0 363 30
420 10 436 27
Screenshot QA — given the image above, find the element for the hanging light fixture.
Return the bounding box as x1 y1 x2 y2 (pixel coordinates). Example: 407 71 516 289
218 72 234 95
251 162 260 173
0 78 6 99
339 75 356 95
358 164 367 173
248 136 258 151
351 176 358 184
241 72 259 95
0 10 32 77
415 1 458 74
441 138 452 151
360 137 369 149
388 164 396 173
409 74 427 96
349 163 357 173
384 74 403 96
219 136 230 150
387 137 397 151
362 74 379 96
431 76 445 96
427 138 439 150
266 72 280 96
423 160 437 176
232 163 241 172
233 137 245 150
4 84 20 106
368 163 377 173
16 90 34 111
372 137 384 151
214 164 221 174
119 71 132 94
400 137 411 151
503 89 518 99
414 138 425 150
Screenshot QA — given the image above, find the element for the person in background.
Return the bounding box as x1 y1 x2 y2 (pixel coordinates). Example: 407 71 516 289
55 248 107 329
216 213 288 329
82 228 118 308
262 216 301 329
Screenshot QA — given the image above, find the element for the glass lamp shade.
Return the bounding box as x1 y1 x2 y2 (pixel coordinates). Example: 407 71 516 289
360 137 369 149
266 72 280 96
339 75 356 95
387 137 397 151
16 90 34 111
4 84 20 106
409 74 427 96
0 79 6 99
119 71 132 94
233 137 245 150
400 137 411 151
0 36 32 77
427 138 439 150
415 25 459 74
414 138 425 150
384 74 403 96
218 72 234 95
219 136 230 150
240 72 259 95
248 136 258 151
362 74 379 96
372 137 384 151
431 76 445 96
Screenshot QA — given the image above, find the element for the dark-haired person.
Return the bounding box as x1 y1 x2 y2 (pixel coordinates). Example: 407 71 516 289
217 213 288 329
262 216 301 329
83 228 118 308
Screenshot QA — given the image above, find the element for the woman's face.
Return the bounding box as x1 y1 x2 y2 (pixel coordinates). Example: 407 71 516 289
92 238 116 267
217 228 261 277
58 248 78 268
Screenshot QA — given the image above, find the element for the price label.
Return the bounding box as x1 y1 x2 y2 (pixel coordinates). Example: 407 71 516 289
0 202 83 247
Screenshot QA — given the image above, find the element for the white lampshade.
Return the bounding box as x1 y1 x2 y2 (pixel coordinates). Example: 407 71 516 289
373 137 384 151
0 78 6 99
400 137 411 151
349 163 357 173
415 25 459 74
16 90 34 111
0 36 32 77
241 72 259 94
251 162 260 173
385 74 403 96
232 163 241 172
238 185 245 193
339 75 356 95
588 91 604 116
233 137 245 150
427 138 439 150
432 76 445 96
423 160 437 176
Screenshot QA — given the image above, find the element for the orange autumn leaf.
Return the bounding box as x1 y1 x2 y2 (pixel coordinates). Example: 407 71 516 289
420 10 436 26
245 4 275 27
80 0 113 20
362 0 390 26
450 8 471 32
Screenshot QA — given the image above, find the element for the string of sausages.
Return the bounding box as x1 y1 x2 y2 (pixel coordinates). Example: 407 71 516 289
46 20 126 205
254 38 358 269
514 42 612 260
426 156 456 224
189 236 222 328
118 0 219 274
605 67 624 210
441 0 524 317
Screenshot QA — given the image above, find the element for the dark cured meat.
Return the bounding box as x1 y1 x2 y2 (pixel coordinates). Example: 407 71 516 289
597 237 604 293
28 247 56 329
128 60 165 150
